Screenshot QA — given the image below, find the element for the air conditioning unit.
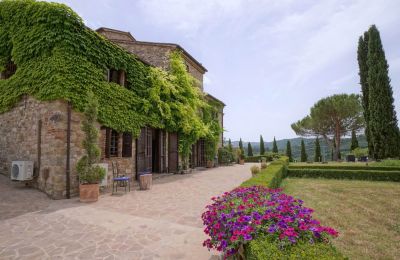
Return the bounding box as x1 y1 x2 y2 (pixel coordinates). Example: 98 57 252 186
93 163 108 187
11 161 34 181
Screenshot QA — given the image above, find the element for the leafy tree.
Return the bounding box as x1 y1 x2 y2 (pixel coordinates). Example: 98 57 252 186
286 140 293 162
291 94 364 161
247 142 253 156
314 137 322 162
350 129 359 151
367 25 399 159
300 139 307 162
260 135 265 155
272 137 278 153
358 31 373 156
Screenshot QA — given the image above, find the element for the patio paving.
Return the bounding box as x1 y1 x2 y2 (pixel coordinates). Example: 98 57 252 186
0 164 253 260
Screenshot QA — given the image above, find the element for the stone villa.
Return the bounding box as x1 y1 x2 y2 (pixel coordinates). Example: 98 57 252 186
0 16 224 199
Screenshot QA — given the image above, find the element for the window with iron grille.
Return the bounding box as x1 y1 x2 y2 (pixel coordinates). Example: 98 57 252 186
0 61 17 79
105 128 119 158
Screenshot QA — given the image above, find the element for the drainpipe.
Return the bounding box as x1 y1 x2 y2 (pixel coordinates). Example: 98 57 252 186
66 101 71 199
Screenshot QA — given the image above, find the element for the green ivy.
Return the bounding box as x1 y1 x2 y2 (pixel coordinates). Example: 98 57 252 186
0 0 222 160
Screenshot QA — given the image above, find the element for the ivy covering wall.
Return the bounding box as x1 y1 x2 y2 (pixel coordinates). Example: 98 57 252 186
0 0 222 160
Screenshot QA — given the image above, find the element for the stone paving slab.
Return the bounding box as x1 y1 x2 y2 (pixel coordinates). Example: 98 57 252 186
0 164 254 259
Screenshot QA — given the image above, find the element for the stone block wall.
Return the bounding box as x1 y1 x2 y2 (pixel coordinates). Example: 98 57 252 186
0 96 136 199
0 97 72 198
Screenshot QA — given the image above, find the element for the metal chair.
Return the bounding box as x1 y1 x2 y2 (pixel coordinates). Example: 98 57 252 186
111 161 130 194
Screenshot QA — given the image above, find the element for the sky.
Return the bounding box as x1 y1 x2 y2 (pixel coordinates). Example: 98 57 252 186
49 0 400 142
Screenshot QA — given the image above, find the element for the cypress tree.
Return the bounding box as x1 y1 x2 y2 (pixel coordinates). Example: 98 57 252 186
260 135 265 155
247 142 253 156
367 25 399 159
272 137 278 153
239 138 244 157
300 139 307 162
358 31 373 157
228 139 233 153
350 129 359 151
314 137 321 162
286 140 293 162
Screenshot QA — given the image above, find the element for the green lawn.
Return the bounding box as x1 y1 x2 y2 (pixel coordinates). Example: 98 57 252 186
282 178 400 260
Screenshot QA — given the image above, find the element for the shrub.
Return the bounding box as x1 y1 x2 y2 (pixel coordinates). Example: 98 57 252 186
261 162 267 169
77 92 105 184
202 186 339 258
250 165 260 175
218 147 234 165
287 169 400 182
245 235 346 260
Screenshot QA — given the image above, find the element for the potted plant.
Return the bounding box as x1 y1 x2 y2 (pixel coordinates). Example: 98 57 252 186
77 92 106 202
237 149 245 165
205 139 217 168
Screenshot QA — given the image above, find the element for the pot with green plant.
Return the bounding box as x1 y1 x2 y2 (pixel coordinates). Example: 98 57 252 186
206 139 217 168
77 92 106 202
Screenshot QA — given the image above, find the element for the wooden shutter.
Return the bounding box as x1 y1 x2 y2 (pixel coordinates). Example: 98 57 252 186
168 132 179 173
122 133 132 157
137 128 146 175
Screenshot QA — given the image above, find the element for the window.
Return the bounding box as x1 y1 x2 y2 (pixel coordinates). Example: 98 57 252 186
105 128 119 158
0 61 17 80
106 68 127 87
122 133 132 157
185 63 190 72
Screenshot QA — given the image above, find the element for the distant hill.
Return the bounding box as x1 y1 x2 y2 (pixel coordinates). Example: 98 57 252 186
230 135 367 161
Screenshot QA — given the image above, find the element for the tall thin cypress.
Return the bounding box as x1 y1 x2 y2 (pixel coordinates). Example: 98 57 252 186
260 135 265 155
300 139 307 162
272 137 278 153
367 25 399 159
247 143 253 156
228 139 233 153
357 31 373 156
350 129 359 151
314 137 321 162
239 138 244 157
286 140 293 162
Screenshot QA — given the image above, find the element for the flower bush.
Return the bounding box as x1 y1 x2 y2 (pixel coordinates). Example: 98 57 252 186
202 186 338 258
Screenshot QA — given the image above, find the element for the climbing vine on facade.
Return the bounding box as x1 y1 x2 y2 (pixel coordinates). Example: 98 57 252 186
0 0 222 162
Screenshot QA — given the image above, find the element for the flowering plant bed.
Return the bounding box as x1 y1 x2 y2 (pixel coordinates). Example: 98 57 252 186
202 186 339 258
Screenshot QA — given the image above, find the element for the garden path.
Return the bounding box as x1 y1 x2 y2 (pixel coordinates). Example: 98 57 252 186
0 164 253 259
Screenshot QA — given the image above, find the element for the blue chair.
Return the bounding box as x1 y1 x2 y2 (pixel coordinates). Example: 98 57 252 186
112 161 130 194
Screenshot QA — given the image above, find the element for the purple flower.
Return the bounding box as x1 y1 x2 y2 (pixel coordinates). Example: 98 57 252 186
244 234 253 241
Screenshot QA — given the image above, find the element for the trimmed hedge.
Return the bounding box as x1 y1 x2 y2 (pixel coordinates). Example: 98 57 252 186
287 169 400 182
289 164 400 171
245 236 346 260
241 156 289 189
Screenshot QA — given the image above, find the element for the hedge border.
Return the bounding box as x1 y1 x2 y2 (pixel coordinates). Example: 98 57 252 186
287 168 400 182
289 164 400 172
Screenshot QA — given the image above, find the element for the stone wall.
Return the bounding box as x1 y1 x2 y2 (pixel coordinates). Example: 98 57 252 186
0 96 136 199
0 97 72 198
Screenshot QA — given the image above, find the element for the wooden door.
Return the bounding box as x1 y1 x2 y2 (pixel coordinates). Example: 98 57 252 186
137 127 152 177
168 132 179 173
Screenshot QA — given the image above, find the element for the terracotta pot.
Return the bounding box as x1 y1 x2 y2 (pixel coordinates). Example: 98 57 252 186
206 160 214 168
79 183 99 202
239 159 245 165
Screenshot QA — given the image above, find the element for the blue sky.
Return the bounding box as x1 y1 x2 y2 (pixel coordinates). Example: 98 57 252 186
50 0 400 142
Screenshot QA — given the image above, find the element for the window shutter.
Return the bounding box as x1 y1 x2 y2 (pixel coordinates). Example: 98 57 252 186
122 133 132 157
